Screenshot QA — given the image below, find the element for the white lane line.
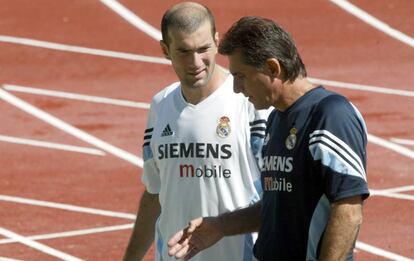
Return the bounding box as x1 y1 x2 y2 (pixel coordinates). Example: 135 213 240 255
368 134 414 160
0 33 411 98
0 135 105 156
373 185 414 194
391 138 414 147
370 185 414 202
3 84 150 109
0 35 170 65
330 0 414 49
0 223 133 245
309 77 414 98
356 241 414 261
0 89 143 167
0 257 23 261
99 0 162 41
370 191 414 201
0 227 83 261
0 195 135 220
105 0 414 99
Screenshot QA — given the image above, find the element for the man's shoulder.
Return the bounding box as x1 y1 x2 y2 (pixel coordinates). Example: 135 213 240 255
151 82 180 105
315 91 352 116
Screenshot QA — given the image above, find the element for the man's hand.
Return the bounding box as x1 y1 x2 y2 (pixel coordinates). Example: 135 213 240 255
167 217 224 260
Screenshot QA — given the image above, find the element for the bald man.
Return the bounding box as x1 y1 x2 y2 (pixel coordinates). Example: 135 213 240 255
123 3 268 261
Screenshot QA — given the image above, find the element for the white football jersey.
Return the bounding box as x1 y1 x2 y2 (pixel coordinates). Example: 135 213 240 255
142 75 268 261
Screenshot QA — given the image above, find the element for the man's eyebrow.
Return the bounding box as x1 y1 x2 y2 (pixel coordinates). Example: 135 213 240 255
176 47 189 52
176 43 212 52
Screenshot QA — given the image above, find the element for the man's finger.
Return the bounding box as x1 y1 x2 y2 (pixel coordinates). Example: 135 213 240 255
174 243 192 259
167 230 185 247
168 236 191 256
178 227 192 244
187 217 203 233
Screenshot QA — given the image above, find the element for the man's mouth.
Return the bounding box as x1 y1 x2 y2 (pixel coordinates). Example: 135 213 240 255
189 69 205 77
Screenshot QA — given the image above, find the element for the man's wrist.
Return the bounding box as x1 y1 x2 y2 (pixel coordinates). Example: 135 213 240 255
216 214 227 236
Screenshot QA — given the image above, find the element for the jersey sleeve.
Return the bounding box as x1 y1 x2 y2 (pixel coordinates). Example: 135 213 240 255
247 103 272 161
247 104 272 199
308 95 369 202
141 101 161 194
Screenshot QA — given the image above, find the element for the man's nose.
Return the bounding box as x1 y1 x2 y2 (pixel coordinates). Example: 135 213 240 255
189 52 204 68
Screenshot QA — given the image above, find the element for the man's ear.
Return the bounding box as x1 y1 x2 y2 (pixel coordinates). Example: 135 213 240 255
214 32 219 47
160 40 170 60
266 58 282 79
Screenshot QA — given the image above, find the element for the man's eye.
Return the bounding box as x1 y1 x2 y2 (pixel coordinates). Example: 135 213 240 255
197 47 209 53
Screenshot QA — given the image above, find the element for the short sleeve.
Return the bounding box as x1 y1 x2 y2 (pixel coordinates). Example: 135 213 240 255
140 102 160 194
308 95 369 202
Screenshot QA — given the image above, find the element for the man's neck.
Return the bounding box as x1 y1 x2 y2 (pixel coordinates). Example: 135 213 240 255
181 66 227 105
277 78 315 112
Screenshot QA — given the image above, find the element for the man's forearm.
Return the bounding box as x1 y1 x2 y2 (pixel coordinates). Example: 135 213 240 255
219 201 261 236
319 196 363 261
124 191 161 261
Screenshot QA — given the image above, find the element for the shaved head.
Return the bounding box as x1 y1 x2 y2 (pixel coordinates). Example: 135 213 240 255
161 2 216 45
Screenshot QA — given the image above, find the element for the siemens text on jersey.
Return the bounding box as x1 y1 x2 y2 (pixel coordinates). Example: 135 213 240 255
261 156 293 173
158 143 233 179
158 143 232 159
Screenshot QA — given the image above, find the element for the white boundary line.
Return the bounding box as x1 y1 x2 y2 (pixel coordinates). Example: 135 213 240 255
3 84 150 109
6 83 413 162
368 133 414 160
0 35 170 65
356 241 414 261
0 257 23 261
0 195 135 220
1 35 411 97
329 0 414 49
370 190 414 201
0 227 83 261
97 1 414 98
4 79 412 106
0 135 105 156
373 185 414 194
100 0 414 97
391 138 414 147
0 89 143 167
370 185 414 201
308 77 414 98
0 223 133 245
99 0 162 40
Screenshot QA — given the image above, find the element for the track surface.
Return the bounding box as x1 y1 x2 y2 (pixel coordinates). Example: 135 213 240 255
0 1 413 260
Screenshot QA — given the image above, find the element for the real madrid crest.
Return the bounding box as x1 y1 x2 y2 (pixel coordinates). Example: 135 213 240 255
285 127 297 150
216 116 231 138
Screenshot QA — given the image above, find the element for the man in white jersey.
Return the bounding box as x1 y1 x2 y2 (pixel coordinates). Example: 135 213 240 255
123 3 268 261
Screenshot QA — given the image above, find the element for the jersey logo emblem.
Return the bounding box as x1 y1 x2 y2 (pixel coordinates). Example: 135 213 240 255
285 127 297 150
216 116 231 138
161 124 174 137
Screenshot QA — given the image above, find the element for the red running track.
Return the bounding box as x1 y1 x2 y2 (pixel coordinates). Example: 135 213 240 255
0 0 413 260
